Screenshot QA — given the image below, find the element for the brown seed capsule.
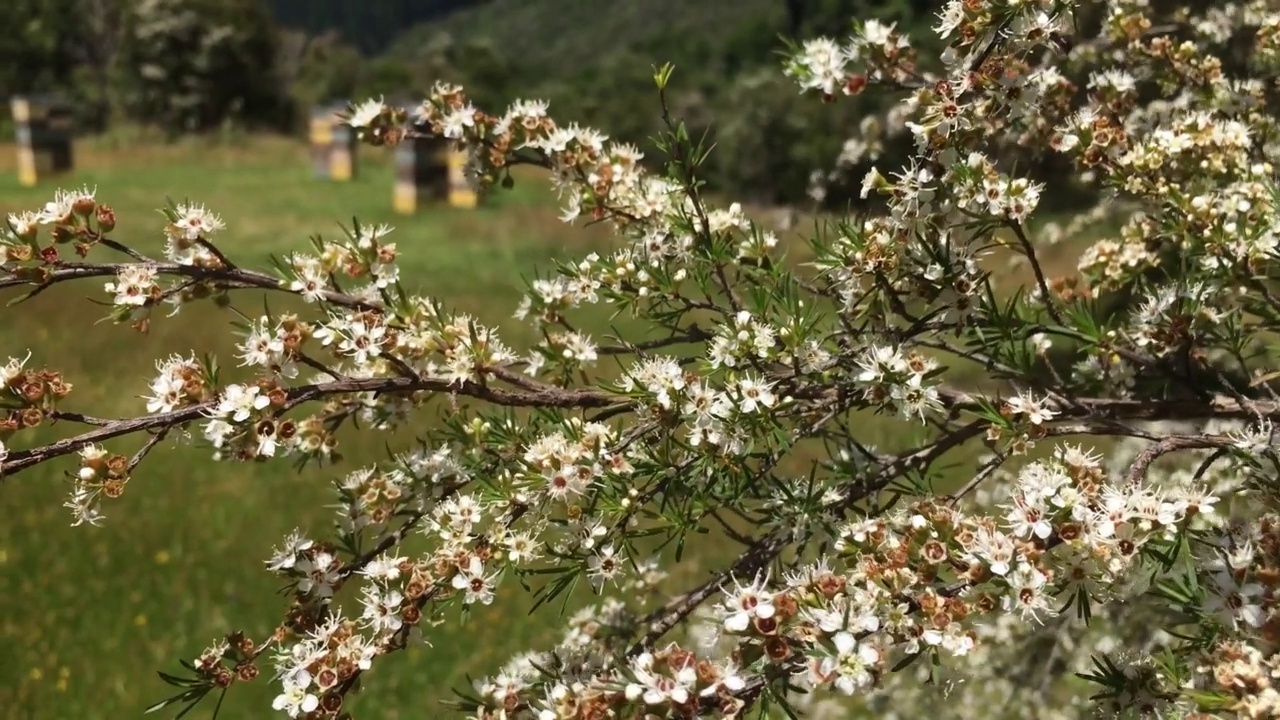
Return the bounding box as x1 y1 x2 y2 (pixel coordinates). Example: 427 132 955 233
772 593 798 620
815 573 847 599
753 616 779 636
404 580 427 599
763 636 792 662
106 454 128 475
48 380 72 399
19 380 45 403
401 605 421 625
921 540 948 564
316 667 339 690
695 659 718 686
19 407 43 428
96 204 116 232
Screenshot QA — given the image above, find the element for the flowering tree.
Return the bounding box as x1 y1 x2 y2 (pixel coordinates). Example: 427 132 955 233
3 0 1280 717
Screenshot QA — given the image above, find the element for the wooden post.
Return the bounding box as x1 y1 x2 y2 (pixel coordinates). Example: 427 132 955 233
309 102 356 181
11 96 74 187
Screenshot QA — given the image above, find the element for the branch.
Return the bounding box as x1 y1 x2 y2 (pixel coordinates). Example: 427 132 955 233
0 261 382 312
1008 221 1064 326
0 373 620 479
1124 434 1225 486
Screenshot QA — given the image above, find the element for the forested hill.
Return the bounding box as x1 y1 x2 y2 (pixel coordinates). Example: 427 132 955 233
269 0 934 64
383 0 784 74
267 0 488 54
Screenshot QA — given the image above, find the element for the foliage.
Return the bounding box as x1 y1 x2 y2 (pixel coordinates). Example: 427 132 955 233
117 0 291 134
0 0 291 134
0 0 79 96
4 1 1280 720
278 30 366 118
267 0 480 55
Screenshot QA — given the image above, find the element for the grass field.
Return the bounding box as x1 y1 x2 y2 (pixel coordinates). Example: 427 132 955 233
0 132 1103 719
0 133 884 720
0 134 637 719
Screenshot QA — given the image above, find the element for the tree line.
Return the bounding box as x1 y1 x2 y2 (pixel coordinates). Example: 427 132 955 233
0 0 968 208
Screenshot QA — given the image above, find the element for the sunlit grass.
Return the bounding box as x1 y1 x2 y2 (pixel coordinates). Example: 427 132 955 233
0 135 637 718
0 134 1103 719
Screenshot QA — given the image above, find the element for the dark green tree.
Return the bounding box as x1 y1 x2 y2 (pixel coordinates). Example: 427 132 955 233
119 0 290 134
0 0 78 97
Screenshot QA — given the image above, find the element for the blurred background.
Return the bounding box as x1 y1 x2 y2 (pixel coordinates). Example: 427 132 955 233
0 0 955 208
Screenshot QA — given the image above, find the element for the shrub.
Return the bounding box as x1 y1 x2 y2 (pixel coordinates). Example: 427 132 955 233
3 0 1280 718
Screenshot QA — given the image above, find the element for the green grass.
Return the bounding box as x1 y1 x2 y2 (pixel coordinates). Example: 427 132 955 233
0 134 635 719
0 133 1107 719
0 134 917 720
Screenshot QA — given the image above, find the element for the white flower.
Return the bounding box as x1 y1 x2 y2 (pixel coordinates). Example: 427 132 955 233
451 557 497 605
624 651 697 706
7 210 39 237
441 105 477 139
337 320 387 366
504 531 541 564
736 376 777 414
1006 496 1054 539
346 97 386 128
215 384 271 423
105 266 159 306
266 531 314 572
1005 391 1058 426
821 631 879 695
169 203 225 241
587 545 624 590
721 575 776 632
358 554 406 582
294 551 340 598
272 671 320 718
360 586 405 634
38 189 76 223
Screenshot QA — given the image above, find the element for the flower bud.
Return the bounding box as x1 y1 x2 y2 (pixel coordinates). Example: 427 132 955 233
72 196 96 218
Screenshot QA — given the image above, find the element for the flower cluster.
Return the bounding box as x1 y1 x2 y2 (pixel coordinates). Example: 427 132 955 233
65 444 131 527
7 1 1280 719
162 202 226 267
